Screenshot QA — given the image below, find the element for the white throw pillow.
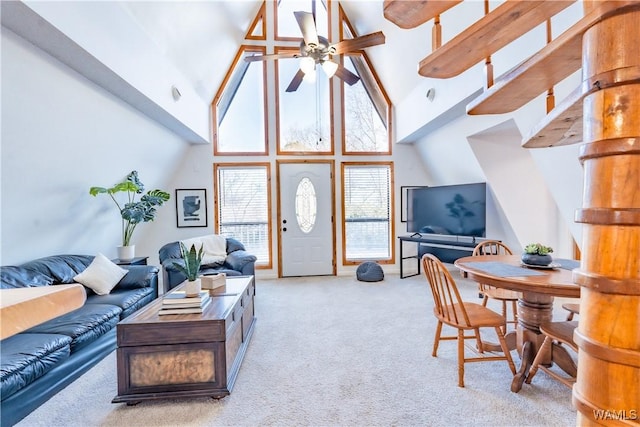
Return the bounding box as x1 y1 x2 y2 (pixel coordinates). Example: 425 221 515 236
180 235 227 266
74 253 128 295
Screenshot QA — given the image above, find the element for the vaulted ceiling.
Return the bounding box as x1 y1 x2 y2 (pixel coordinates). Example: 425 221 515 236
121 1 432 108
3 0 584 145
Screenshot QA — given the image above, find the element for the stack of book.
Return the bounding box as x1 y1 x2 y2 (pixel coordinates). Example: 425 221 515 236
159 290 211 315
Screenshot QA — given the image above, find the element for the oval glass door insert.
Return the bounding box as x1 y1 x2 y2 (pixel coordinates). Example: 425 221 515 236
295 177 317 233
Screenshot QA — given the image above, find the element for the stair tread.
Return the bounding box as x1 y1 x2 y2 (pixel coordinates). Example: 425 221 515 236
383 0 462 29
467 1 640 115
522 85 584 148
418 0 575 79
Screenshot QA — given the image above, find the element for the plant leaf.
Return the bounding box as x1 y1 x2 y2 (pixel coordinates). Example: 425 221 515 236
127 171 144 194
89 187 108 196
110 181 139 193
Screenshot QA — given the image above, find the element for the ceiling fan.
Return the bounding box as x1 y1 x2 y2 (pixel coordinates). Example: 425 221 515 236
244 10 385 92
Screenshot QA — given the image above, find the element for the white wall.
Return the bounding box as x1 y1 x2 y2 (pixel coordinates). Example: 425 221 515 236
2 1 210 144
0 28 191 265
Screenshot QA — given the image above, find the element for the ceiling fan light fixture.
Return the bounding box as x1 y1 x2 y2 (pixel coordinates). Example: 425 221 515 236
321 60 338 77
300 57 316 75
303 68 317 84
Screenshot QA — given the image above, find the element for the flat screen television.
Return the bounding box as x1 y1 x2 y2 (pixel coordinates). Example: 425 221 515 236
407 183 487 238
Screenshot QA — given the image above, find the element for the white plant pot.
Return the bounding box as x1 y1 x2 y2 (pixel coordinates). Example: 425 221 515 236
184 279 202 297
117 245 135 261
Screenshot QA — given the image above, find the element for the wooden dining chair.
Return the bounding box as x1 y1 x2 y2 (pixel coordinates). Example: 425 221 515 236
472 240 521 332
525 321 579 388
562 302 581 320
422 253 516 387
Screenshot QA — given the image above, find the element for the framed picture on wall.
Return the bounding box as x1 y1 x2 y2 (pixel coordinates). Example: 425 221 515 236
175 189 208 228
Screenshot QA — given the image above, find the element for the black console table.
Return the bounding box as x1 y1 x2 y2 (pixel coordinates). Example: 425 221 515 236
398 235 487 279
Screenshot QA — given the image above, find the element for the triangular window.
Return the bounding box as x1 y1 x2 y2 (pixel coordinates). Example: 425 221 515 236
212 45 268 155
340 6 391 154
246 3 266 40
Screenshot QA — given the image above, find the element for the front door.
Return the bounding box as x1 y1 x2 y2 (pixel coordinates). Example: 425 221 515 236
278 161 335 277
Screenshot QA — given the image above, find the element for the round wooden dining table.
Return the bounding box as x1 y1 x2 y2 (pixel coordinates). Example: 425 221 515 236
454 254 580 392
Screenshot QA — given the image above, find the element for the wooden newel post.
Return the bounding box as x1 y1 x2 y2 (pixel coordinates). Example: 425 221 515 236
572 3 640 425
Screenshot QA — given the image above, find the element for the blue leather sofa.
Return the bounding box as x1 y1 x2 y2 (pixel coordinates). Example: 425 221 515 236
159 237 256 292
0 255 159 426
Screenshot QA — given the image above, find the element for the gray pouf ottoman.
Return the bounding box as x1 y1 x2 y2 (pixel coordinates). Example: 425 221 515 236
356 261 384 282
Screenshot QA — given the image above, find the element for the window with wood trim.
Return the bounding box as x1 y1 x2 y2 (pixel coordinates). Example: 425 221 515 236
340 7 391 154
342 162 394 263
276 46 333 154
245 3 266 40
213 46 268 155
214 164 272 267
275 0 328 41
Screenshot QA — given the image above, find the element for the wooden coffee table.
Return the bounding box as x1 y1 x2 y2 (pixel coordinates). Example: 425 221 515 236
112 276 255 404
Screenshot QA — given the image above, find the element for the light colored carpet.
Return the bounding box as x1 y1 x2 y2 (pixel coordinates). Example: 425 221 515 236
17 272 577 427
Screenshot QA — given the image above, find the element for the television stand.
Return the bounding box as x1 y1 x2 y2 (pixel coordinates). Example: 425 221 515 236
398 234 488 278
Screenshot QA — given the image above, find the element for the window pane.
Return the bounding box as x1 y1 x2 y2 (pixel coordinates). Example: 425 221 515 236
277 0 328 40
344 57 388 153
217 50 266 153
278 55 331 152
343 165 391 260
216 166 270 264
295 177 317 233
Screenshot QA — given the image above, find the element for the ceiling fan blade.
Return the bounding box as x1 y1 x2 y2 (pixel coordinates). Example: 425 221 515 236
330 31 386 55
294 11 319 48
244 52 299 62
334 64 360 86
286 69 306 92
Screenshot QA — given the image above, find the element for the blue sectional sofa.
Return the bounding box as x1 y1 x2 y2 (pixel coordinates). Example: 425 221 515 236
0 255 159 426
159 237 256 292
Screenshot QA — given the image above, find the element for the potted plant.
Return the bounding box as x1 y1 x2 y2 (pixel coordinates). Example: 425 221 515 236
90 171 170 260
173 242 204 297
522 243 554 266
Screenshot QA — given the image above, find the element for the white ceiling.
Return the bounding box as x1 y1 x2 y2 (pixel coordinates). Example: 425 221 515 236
121 0 433 106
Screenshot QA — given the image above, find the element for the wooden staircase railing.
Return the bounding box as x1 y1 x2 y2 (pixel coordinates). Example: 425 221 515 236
414 1 576 79
466 1 640 117
384 1 640 425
